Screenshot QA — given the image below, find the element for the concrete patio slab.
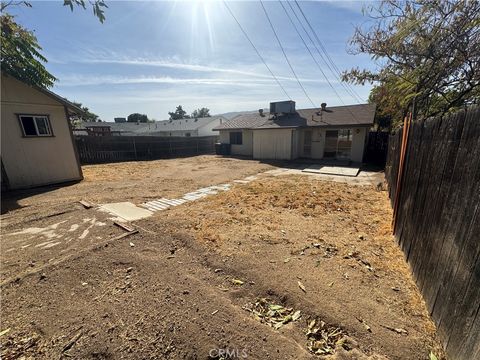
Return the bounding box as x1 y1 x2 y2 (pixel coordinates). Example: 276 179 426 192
302 165 360 177
99 202 153 221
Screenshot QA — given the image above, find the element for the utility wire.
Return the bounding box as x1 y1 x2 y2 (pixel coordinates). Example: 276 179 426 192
279 1 360 120
279 1 347 106
223 1 291 99
290 0 360 102
260 0 317 108
287 1 356 103
293 0 365 104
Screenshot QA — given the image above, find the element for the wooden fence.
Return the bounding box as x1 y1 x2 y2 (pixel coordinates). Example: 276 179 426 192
364 130 390 166
75 135 218 164
385 106 480 359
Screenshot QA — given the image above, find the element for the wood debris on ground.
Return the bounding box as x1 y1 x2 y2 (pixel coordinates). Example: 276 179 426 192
306 319 346 356
243 298 301 330
297 280 307 293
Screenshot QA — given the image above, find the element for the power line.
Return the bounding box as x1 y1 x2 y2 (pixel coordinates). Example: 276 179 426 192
293 0 365 104
290 0 360 103
293 0 364 103
278 1 349 107
223 1 291 99
279 1 360 121
259 0 317 108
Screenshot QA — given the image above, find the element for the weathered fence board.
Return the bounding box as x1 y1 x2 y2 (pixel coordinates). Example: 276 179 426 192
75 135 218 164
385 106 480 360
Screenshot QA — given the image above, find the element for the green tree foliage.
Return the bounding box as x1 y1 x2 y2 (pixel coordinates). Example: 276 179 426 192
72 102 100 122
343 0 480 125
0 13 57 88
127 113 149 123
63 0 108 24
168 105 189 120
0 0 107 88
191 107 211 118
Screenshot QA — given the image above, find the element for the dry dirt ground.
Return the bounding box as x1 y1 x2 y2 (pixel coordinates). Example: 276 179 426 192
0 156 445 359
1 156 276 218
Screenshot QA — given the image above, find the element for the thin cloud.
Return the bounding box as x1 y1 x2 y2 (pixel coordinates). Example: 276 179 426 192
56 73 334 87
73 57 339 84
57 75 278 87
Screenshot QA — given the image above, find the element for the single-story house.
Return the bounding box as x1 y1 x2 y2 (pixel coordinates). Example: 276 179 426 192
74 116 225 137
1 74 83 190
214 101 375 162
148 116 225 137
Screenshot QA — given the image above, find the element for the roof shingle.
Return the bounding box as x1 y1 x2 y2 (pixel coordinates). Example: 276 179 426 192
77 116 225 135
214 103 376 130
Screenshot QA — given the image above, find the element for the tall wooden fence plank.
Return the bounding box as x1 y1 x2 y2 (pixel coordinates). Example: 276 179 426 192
384 106 480 360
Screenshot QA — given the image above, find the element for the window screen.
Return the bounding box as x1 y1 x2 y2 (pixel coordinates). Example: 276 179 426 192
35 117 51 135
230 132 243 145
19 115 52 136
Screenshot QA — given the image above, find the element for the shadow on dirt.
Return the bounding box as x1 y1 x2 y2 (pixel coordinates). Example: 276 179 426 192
1 180 80 215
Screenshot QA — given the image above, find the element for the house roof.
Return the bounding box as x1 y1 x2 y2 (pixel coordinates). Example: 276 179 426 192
77 116 225 135
33 84 85 115
214 103 376 130
150 116 223 132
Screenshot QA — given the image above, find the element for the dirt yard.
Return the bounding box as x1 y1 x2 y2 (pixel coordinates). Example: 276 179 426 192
0 156 444 359
1 155 275 218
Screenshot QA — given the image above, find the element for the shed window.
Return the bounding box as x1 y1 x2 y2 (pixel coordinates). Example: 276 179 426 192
19 115 52 136
230 131 243 145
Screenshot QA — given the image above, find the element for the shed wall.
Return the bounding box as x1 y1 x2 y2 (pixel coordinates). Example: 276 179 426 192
253 129 292 160
1 75 82 189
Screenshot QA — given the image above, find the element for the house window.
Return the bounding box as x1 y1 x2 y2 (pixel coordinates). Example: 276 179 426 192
230 131 243 145
18 115 53 137
185 132 191 137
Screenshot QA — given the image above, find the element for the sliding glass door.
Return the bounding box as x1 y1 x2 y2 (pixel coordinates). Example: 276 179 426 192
324 129 352 159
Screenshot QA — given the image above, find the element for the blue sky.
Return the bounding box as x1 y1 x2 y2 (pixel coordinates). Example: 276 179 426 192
10 1 375 120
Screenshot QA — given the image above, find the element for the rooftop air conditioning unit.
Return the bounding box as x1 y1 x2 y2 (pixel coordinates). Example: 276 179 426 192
269 100 296 114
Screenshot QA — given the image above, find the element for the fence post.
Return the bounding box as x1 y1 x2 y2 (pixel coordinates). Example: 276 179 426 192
392 113 412 233
133 138 137 160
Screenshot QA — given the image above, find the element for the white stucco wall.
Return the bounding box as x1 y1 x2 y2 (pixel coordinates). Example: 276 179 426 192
297 128 324 159
253 129 293 160
218 126 368 161
297 127 368 162
1 75 82 189
311 128 325 159
218 129 253 156
350 127 367 162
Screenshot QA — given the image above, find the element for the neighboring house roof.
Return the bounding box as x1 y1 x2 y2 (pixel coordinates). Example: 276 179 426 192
76 116 225 135
151 116 223 132
214 104 376 130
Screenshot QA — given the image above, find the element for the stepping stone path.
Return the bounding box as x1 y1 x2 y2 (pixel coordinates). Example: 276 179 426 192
142 183 233 213
140 165 376 214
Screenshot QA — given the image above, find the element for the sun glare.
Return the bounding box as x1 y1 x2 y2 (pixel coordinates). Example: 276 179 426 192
189 0 220 56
